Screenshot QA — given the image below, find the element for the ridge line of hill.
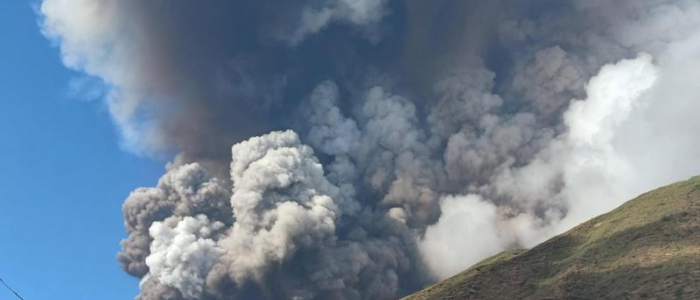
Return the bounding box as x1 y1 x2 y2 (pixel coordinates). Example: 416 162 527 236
403 176 700 300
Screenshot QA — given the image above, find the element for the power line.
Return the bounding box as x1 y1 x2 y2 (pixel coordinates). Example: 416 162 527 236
0 278 24 300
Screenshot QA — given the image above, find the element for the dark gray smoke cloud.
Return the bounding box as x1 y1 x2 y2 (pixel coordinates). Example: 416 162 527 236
40 0 700 298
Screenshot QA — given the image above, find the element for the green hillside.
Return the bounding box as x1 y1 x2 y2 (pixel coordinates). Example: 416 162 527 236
405 177 700 300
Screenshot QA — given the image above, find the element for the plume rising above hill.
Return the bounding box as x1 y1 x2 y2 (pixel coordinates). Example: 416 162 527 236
39 0 700 299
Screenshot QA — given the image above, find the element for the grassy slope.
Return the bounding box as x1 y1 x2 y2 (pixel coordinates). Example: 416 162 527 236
405 176 700 300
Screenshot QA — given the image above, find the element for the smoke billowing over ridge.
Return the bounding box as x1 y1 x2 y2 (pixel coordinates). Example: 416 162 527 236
40 0 700 299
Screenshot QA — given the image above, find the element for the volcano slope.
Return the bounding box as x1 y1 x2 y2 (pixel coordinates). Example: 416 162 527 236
405 176 700 300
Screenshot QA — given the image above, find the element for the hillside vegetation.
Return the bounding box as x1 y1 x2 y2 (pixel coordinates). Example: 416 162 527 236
404 177 700 300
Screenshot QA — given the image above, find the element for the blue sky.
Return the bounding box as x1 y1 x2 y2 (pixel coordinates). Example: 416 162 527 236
0 2 164 299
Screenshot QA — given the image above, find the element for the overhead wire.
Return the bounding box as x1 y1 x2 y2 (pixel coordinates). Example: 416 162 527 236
0 278 25 300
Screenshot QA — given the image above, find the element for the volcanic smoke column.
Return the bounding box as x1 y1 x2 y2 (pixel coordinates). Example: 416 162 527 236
37 0 700 299
120 131 425 299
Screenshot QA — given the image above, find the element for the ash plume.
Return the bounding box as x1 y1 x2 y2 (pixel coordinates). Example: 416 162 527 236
39 0 700 298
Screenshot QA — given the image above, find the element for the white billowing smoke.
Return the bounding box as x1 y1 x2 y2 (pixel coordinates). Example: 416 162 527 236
118 163 232 278
422 46 700 279
419 54 662 277
146 216 224 299
39 0 700 298
558 40 700 227
554 54 662 228
418 195 503 279
221 130 346 282
39 0 154 152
